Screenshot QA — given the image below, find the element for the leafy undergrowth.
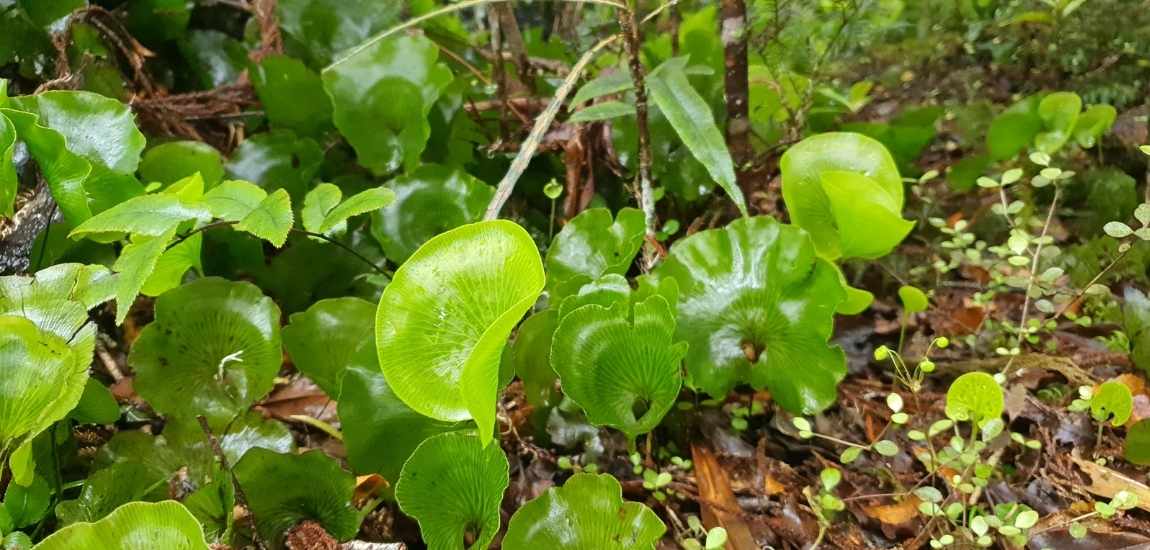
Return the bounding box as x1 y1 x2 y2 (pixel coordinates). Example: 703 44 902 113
3 1 1150 549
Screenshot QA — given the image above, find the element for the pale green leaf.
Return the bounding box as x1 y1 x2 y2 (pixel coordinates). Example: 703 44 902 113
235 189 293 247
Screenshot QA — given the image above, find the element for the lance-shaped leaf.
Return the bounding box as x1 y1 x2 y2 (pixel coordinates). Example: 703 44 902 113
338 367 463 482
780 132 906 261
654 217 846 413
551 295 686 439
545 207 645 299
69 191 212 239
130 278 282 431
375 220 544 444
647 61 748 217
0 316 85 450
234 449 360 549
503 473 665 550
283 297 377 396
112 227 177 324
33 501 209 550
395 432 509 550
322 34 452 175
369 164 493 263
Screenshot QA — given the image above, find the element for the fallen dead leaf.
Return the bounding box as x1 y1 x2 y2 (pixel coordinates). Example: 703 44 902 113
691 443 757 550
1070 456 1150 513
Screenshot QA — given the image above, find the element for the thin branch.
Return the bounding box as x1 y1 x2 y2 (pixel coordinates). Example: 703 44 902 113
484 35 620 220
616 3 659 270
721 0 753 195
325 0 626 72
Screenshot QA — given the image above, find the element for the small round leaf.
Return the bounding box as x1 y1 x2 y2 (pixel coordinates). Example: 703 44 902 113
1091 380 1134 426
945 372 1004 422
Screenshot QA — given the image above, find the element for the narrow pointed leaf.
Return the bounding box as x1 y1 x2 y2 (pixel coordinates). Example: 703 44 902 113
112 226 178 324
647 62 748 216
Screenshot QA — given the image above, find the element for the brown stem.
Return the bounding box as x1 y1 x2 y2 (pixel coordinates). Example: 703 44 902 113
617 5 659 270
720 0 753 197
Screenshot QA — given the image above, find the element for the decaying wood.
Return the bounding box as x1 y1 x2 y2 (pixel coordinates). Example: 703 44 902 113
691 443 757 550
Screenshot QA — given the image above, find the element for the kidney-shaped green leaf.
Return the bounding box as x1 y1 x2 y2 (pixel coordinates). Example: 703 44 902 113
234 449 360 549
780 132 904 260
130 278 282 430
1035 91 1081 154
395 432 509 550
819 170 914 259
283 297 377 396
370 164 493 263
945 372 1004 423
551 295 686 439
545 207 645 299
376 220 544 444
0 316 85 449
654 216 846 413
33 501 208 550
503 473 665 550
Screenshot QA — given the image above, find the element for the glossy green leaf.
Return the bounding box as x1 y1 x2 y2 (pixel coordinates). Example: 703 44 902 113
1 108 93 224
277 0 401 67
302 184 395 236
780 132 904 260
1035 92 1081 154
507 309 559 408
111 227 177 324
570 101 636 123
202 180 267 222
551 295 686 439
945 372 1004 423
369 164 493 263
1126 419 1150 466
0 113 15 217
234 449 359 549
183 476 234 543
225 130 323 203
503 473 665 550
1091 380 1133 426
819 170 914 259
69 190 212 239
130 278 282 430
4 475 49 528
55 462 168 526
138 142 224 189
125 0 191 45
1072 104 1116 148
235 189 293 248
322 34 452 175
376 220 544 443
545 207 645 299
69 378 120 425
283 297 377 396
251 55 332 136
647 61 748 216
338 367 463 482
0 316 86 452
18 0 85 27
8 91 145 175
33 501 208 550
571 70 632 106
395 432 509 550
654 216 846 412
141 230 202 297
